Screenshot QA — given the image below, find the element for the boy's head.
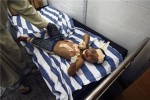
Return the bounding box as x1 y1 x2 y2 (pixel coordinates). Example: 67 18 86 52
82 48 105 64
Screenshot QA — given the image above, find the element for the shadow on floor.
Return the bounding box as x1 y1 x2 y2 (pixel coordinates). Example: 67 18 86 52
1 73 56 100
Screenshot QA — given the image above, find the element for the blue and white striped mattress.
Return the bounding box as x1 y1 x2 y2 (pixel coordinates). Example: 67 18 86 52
9 6 123 100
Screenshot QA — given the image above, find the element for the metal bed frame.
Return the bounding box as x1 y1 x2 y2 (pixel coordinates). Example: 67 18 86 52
85 37 150 100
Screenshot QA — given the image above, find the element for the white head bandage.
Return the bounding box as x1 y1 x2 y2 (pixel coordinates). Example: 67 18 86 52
82 49 88 55
96 49 105 64
99 41 110 51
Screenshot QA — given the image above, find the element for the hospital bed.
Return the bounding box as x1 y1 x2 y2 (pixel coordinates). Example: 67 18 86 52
8 1 150 99
71 18 149 100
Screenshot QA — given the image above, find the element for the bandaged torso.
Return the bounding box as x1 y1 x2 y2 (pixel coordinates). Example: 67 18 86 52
58 40 81 63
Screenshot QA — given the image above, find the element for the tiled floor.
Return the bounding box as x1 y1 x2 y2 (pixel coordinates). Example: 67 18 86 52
1 73 56 100
0 30 56 100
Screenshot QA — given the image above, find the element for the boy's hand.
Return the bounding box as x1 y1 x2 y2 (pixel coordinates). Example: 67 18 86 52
78 41 86 49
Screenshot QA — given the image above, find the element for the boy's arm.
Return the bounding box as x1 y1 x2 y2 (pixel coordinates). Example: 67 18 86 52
79 34 90 49
67 56 84 76
83 34 90 46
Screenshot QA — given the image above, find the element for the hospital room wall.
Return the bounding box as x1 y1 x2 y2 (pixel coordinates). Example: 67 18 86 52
47 0 86 24
86 0 150 53
47 0 150 53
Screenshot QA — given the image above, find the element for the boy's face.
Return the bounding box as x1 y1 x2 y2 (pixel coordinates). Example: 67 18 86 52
83 48 98 63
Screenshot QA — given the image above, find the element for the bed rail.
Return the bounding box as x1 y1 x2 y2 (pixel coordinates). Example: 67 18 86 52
85 37 150 100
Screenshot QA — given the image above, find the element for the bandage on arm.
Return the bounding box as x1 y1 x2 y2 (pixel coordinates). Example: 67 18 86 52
71 56 77 63
68 56 84 76
78 34 90 49
68 56 78 76
78 41 86 49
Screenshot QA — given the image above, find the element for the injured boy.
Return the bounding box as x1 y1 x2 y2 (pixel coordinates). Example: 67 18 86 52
17 23 107 76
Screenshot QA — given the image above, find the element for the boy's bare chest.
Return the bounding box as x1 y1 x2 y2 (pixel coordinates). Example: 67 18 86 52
54 40 81 58
60 40 80 54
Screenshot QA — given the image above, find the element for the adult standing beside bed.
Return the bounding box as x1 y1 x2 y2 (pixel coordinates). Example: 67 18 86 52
0 0 58 96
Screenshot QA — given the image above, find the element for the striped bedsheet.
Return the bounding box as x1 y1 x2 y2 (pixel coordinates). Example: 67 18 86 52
9 6 123 100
